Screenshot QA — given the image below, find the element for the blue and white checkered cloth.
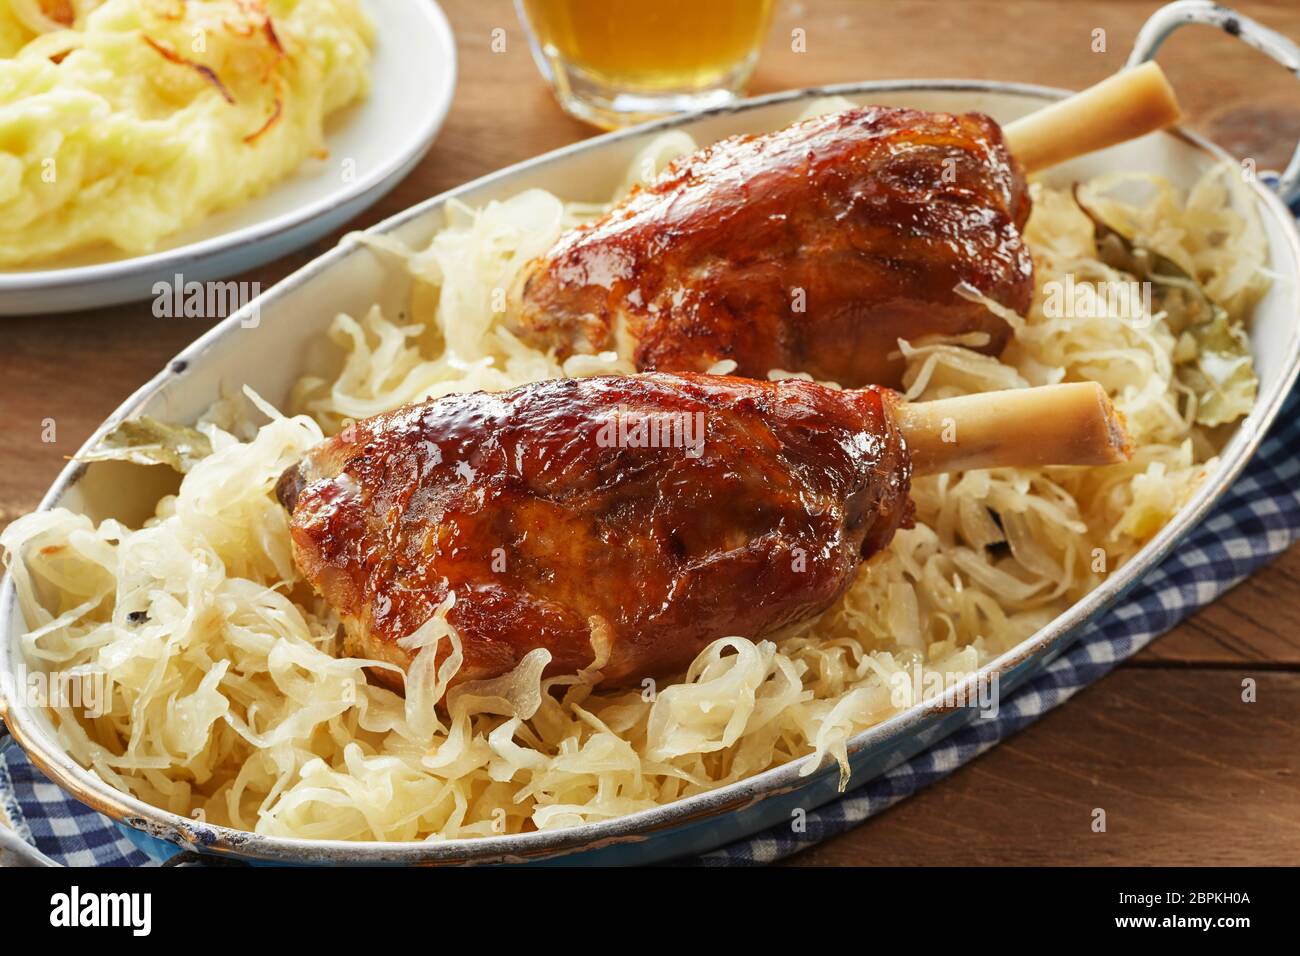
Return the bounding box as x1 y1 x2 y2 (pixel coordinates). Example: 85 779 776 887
4 191 1299 864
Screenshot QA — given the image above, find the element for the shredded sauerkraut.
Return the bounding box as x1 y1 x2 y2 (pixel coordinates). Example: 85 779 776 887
2 101 1269 841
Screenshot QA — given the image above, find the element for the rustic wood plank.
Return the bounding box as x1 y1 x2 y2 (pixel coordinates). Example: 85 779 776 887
0 0 1297 863
1132 550 1300 667
782 667 1300 865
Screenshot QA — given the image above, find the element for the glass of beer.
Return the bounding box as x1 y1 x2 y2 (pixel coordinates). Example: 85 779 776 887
515 0 777 129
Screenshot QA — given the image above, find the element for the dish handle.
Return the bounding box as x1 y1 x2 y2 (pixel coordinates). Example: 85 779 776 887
1128 0 1300 208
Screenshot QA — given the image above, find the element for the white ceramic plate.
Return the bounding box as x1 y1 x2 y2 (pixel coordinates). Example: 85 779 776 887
2 78 1298 866
0 0 457 316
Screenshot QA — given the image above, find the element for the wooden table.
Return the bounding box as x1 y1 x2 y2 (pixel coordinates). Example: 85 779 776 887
3 0 1299 865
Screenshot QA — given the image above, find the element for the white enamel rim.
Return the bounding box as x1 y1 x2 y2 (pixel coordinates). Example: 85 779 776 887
2 78 1298 865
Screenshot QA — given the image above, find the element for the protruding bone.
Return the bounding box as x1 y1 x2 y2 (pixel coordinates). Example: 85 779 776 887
894 382 1132 476
1004 62 1182 174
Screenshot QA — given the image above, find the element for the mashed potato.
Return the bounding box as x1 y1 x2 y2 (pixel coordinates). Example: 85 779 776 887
0 0 372 266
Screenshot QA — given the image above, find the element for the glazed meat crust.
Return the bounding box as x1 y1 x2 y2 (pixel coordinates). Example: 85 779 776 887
511 106 1034 387
277 373 912 689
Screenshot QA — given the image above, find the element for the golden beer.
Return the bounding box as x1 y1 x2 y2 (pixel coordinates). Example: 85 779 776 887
517 0 777 128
